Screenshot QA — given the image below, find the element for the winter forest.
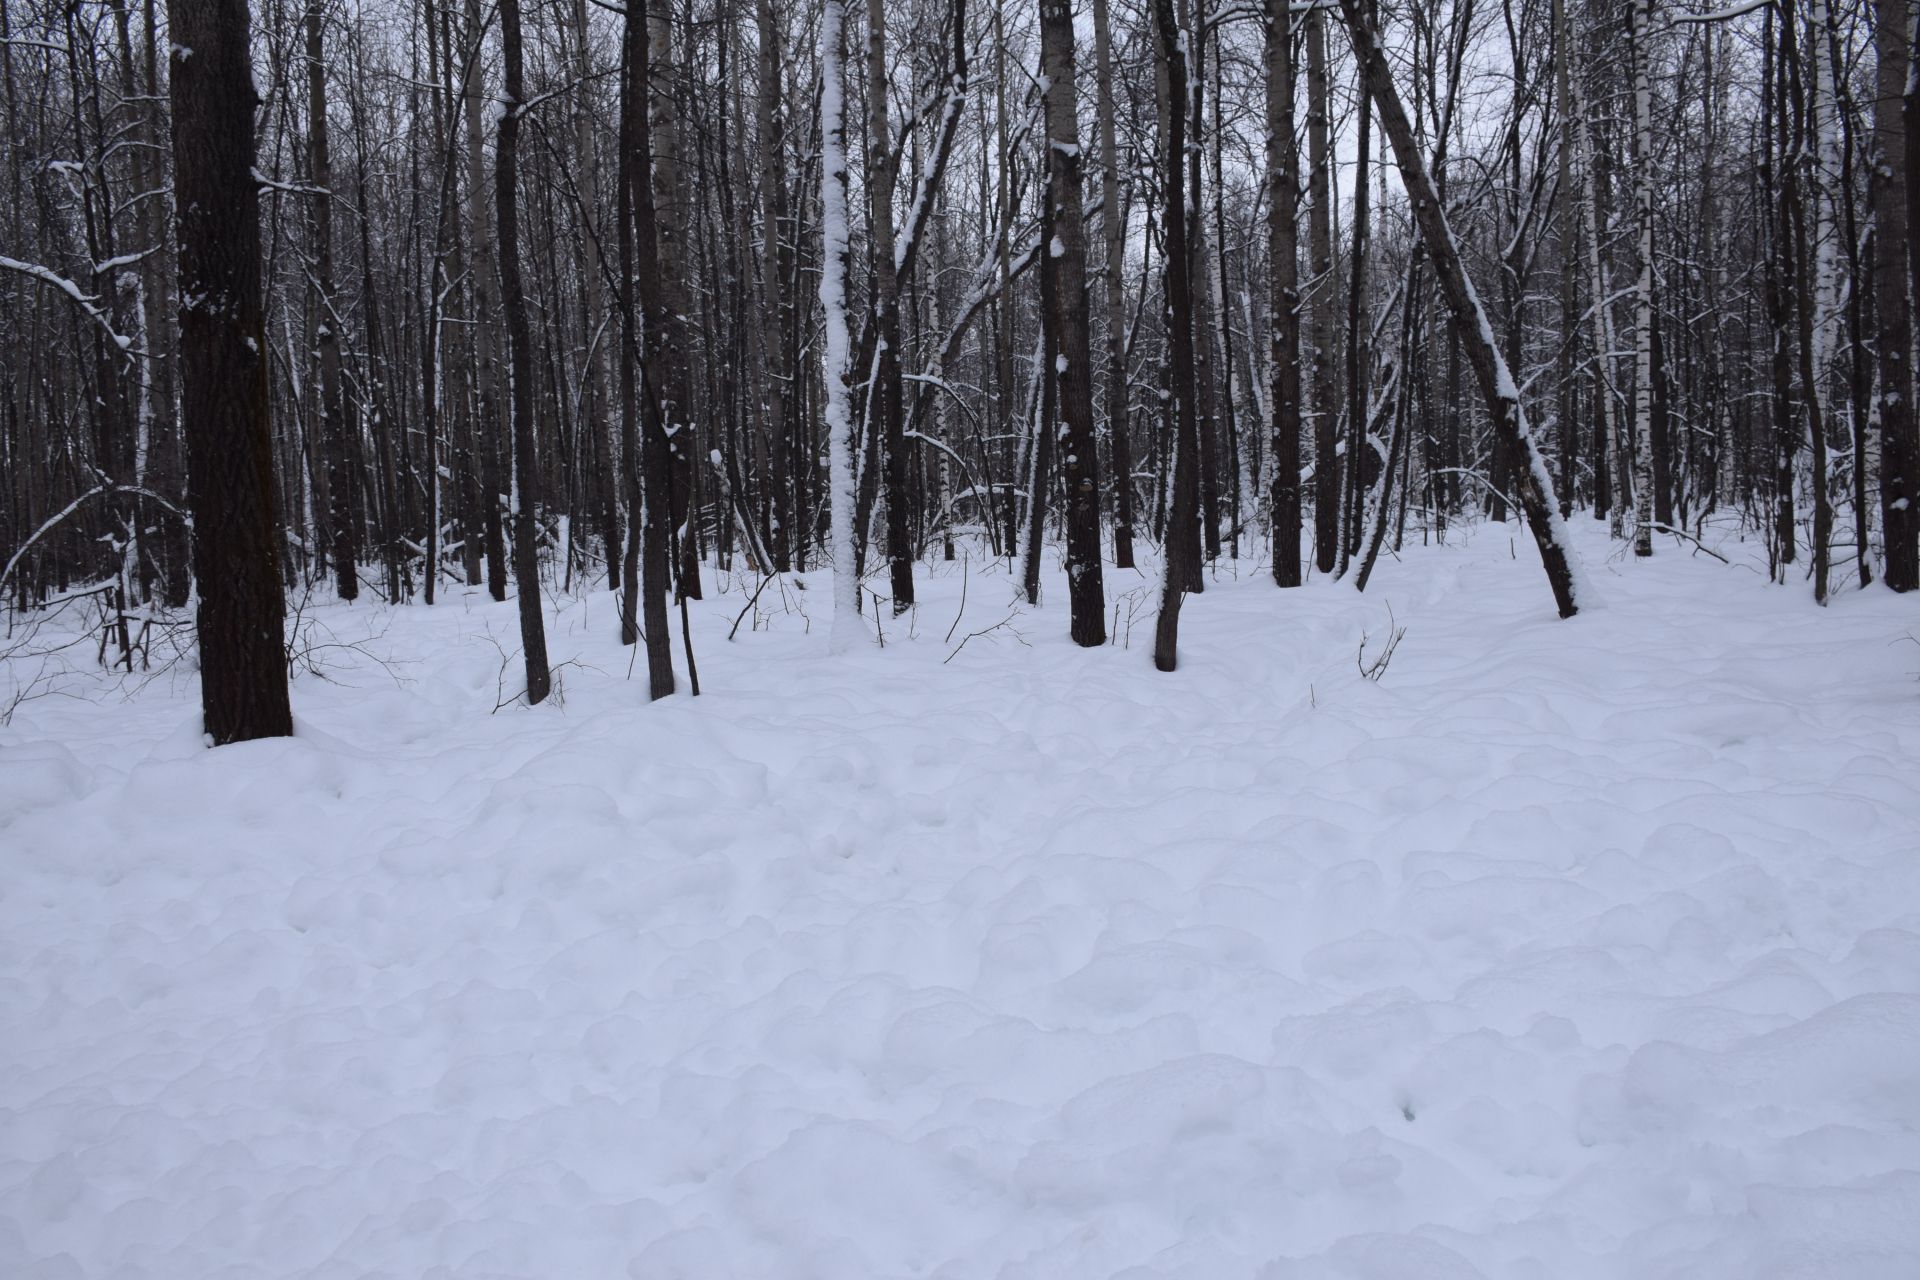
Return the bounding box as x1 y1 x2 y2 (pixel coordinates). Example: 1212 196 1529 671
3 0 1920 1273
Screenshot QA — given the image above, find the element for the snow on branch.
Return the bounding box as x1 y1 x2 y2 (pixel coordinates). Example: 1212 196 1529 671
0 255 136 353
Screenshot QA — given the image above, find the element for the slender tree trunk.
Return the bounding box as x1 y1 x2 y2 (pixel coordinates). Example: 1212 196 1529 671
758 0 794 573
1553 0 1578 517
1040 0 1106 644
1338 0 1581 617
1151 0 1201 671
497 0 551 699
462 0 508 600
866 0 912 613
1307 9 1338 572
306 1 357 601
1337 27 1371 577
1268 0 1302 586
1629 0 1655 556
1093 0 1136 570
648 0 701 600
622 0 676 692
821 0 863 648
169 0 294 743
1875 0 1917 589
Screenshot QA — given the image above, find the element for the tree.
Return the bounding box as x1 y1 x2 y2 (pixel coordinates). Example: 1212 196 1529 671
1267 0 1302 587
1151 0 1202 671
821 0 863 650
1091 0 1136 570
1337 0 1581 618
168 0 294 743
496 0 552 701
622 0 675 695
1873 0 1917 590
1039 0 1107 646
1629 0 1655 557
1305 7 1339 573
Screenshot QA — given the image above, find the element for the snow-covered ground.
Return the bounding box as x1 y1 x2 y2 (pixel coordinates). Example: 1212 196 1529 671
4 521 1918 1278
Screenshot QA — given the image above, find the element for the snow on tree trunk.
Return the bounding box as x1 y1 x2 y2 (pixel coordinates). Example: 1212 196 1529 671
820 0 863 650
1337 0 1583 619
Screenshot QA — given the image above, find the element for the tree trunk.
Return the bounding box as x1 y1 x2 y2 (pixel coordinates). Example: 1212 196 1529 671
1629 0 1655 556
168 0 294 743
1268 0 1302 586
1306 9 1339 572
622 0 676 693
1039 0 1107 644
1875 0 1917 590
462 0 508 601
1151 0 1201 671
497 0 552 699
866 0 912 613
1092 0 1136 570
1338 0 1581 618
757 0 794 572
821 0 863 649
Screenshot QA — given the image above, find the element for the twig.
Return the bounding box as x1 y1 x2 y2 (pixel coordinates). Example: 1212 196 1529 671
944 552 971 643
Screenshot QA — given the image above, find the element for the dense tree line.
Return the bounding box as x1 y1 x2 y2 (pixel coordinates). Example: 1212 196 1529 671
1 0 1914 733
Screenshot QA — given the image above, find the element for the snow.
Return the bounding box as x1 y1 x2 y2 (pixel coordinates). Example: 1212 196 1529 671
4 521 1919 1278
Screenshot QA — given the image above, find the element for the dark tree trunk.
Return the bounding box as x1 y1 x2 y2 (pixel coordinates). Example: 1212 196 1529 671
1093 0 1136 570
1307 8 1339 573
1268 0 1302 586
1151 0 1201 671
1039 0 1107 644
497 0 551 700
622 0 675 695
305 0 357 601
1876 0 1917 589
169 0 294 743
1338 0 1580 618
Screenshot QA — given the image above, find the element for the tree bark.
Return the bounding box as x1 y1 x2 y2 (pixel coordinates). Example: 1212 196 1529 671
1040 0 1106 644
1875 0 1917 589
1092 0 1136 570
168 0 294 743
1268 0 1302 586
1151 0 1202 671
497 0 552 699
1306 9 1339 572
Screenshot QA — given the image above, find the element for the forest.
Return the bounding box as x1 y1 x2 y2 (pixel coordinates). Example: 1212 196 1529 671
1 0 1914 730
3 0 1920 1276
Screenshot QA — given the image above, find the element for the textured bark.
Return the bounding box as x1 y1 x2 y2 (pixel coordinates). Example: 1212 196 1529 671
1553 0 1578 517
623 0 676 694
461 0 507 601
1092 0 1136 569
573 0 620 590
497 0 552 700
1629 0 1655 556
1306 10 1339 572
820 0 863 647
1268 0 1302 586
650 0 701 600
306 0 357 600
1039 0 1106 645
757 0 794 572
866 0 911 612
1151 0 1201 671
1875 0 1917 590
168 0 293 743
